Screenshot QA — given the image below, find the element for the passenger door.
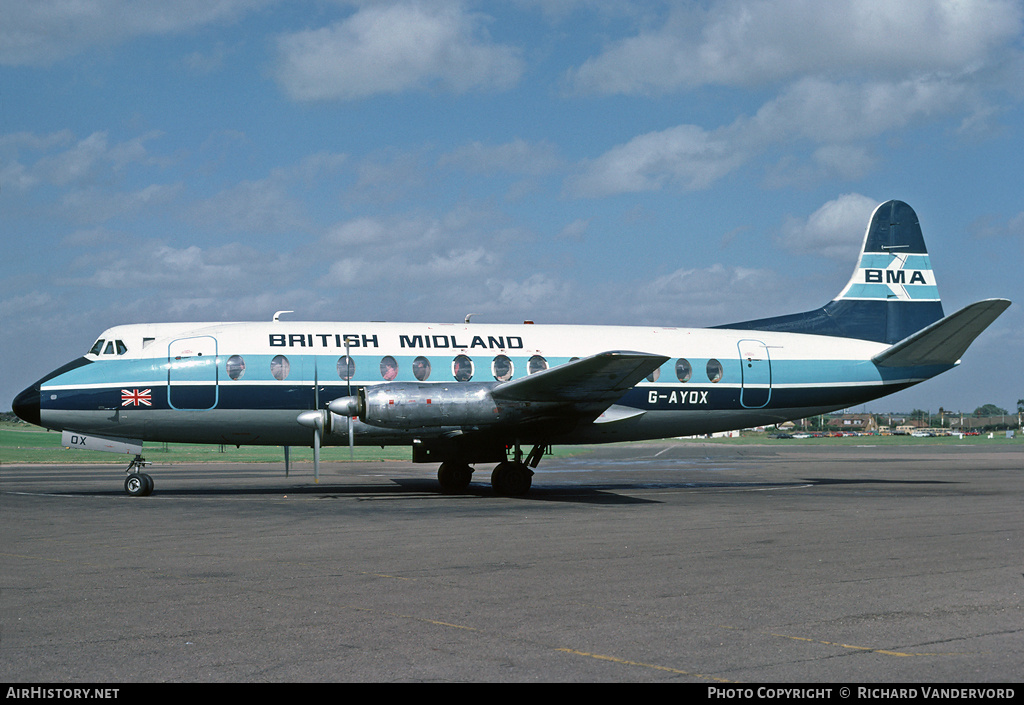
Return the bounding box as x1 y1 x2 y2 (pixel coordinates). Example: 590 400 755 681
737 339 771 409
167 336 219 410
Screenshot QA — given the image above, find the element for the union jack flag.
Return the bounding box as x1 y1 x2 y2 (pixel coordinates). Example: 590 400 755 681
121 389 152 407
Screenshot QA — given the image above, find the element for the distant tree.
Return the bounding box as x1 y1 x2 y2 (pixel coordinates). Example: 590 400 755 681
1018 399 1024 414
974 404 1008 417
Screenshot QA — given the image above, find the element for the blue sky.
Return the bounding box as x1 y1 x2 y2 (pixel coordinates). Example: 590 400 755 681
2 0 1022 417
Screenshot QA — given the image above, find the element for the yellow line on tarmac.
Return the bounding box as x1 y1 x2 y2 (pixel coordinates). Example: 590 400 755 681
722 626 962 657
556 648 735 682
770 632 918 656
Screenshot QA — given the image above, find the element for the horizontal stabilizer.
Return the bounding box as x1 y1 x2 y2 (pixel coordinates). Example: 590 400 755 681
493 351 668 404
872 299 1010 368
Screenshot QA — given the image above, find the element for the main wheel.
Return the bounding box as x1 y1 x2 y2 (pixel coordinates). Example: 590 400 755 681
491 461 533 496
437 462 473 493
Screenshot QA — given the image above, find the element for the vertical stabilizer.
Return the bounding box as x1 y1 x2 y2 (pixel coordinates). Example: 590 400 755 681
717 200 945 343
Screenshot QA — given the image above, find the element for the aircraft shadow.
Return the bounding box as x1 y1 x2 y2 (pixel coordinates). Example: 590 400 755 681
41 475 956 506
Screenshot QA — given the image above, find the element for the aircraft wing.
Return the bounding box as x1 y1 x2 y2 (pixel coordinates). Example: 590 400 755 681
872 298 1011 367
491 350 669 406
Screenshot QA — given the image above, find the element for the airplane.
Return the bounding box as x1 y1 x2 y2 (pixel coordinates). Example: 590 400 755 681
11 200 1010 497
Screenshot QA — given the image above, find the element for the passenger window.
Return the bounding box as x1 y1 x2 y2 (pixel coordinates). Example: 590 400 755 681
706 359 723 383
271 355 290 381
453 355 474 382
413 356 431 381
492 354 513 381
226 355 245 380
380 356 398 380
647 367 661 383
528 355 548 375
675 359 692 383
337 356 355 381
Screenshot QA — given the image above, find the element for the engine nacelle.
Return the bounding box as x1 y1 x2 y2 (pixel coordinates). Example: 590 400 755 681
343 382 531 430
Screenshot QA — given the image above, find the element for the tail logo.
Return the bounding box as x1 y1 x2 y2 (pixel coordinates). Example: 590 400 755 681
838 252 938 302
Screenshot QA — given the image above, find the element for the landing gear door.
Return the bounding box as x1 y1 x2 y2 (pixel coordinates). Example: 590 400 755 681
168 336 219 410
737 339 771 409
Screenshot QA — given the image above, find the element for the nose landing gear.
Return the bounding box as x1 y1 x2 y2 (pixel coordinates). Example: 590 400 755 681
124 455 153 497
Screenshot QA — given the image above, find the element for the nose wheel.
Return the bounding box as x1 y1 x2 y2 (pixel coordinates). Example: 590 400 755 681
124 455 154 496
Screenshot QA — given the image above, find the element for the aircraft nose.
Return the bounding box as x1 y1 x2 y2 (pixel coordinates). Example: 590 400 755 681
12 384 41 426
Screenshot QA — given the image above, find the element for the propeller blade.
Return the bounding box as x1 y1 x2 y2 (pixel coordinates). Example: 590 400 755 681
314 361 320 483
346 336 354 461
327 394 359 462
297 409 328 484
313 423 321 484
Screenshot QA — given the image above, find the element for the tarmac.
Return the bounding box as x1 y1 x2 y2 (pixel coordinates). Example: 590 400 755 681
1 442 1021 683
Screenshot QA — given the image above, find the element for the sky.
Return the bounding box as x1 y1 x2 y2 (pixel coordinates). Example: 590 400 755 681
2 0 1023 418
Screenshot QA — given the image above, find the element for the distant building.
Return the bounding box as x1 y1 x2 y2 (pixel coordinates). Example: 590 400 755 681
825 414 878 432
950 415 1020 431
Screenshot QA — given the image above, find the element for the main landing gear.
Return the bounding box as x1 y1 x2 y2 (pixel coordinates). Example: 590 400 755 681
123 454 154 497
436 444 546 497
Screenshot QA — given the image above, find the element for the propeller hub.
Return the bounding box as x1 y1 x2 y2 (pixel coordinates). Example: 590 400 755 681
297 409 327 431
328 396 360 417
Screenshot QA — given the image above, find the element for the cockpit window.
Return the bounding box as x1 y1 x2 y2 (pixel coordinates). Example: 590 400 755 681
92 339 128 356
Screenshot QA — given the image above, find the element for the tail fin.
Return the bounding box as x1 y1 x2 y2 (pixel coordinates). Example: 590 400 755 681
717 200 945 344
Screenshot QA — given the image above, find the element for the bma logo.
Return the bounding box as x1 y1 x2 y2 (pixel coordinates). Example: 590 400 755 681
864 269 928 284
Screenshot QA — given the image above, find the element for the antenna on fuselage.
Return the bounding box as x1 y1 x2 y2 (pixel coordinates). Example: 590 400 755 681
465 313 478 323
273 310 293 322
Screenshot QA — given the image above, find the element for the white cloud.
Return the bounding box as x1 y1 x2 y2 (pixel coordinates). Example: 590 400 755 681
60 182 183 225
485 273 573 317
778 193 878 260
557 218 589 241
623 263 785 327
274 1 524 101
567 123 750 197
749 76 971 145
568 0 1023 94
188 152 346 234
568 72 982 197
25 131 163 187
189 179 310 235
0 0 271 66
69 240 303 298
439 139 562 176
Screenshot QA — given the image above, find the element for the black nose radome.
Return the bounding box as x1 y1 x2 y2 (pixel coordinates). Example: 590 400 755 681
12 384 41 427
